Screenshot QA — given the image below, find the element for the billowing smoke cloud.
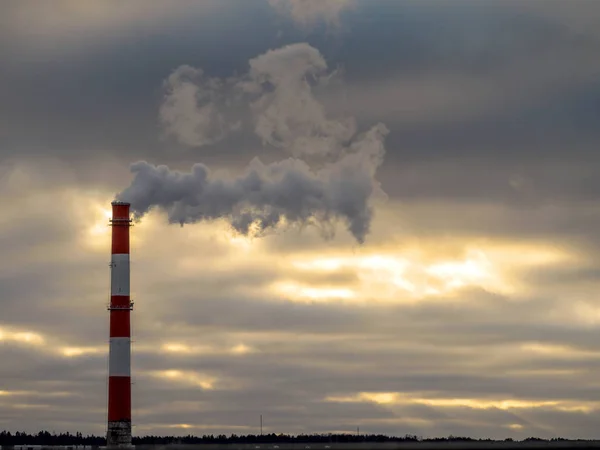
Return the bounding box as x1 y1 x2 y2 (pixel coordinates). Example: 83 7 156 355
159 65 239 147
118 43 389 243
117 123 387 243
160 43 355 157
268 0 355 27
241 43 356 157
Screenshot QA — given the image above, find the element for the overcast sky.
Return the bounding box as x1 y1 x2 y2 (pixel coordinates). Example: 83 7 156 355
2 0 600 440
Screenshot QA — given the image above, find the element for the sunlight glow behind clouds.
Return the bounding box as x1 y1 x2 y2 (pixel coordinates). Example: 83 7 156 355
136 423 253 433
273 283 356 301
162 343 197 354
280 250 503 302
277 242 576 303
60 346 104 358
326 393 600 413
160 342 255 356
76 188 575 310
0 325 107 359
149 370 216 390
0 327 45 346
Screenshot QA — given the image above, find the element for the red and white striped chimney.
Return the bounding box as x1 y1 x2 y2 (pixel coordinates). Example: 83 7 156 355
107 201 133 448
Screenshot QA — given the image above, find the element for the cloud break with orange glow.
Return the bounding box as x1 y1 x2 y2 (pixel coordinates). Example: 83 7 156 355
325 393 599 413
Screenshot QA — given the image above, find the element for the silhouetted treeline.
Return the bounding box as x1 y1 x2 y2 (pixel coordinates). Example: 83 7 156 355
0 431 584 446
133 433 420 445
0 432 103 446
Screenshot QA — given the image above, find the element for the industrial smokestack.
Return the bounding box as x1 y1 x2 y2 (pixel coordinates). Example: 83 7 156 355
107 201 133 448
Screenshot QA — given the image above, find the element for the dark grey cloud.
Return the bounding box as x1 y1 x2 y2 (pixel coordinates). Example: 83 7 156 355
0 0 597 171
267 0 356 29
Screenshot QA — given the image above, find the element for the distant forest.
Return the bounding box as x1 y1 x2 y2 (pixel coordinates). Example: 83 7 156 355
0 431 578 446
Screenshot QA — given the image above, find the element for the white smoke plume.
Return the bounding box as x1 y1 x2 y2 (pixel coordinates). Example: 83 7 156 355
117 43 389 243
117 123 387 243
159 65 238 147
160 43 355 157
268 0 355 28
242 43 357 158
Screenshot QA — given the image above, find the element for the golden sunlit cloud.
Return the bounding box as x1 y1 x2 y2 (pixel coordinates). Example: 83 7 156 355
160 342 255 356
60 346 105 357
226 233 259 251
2 325 113 360
278 242 577 303
0 390 30 397
150 370 216 390
76 194 116 252
89 207 112 231
425 250 498 291
569 302 600 326
325 392 599 413
281 250 503 303
272 282 356 302
166 424 195 429
0 390 75 399
1 325 109 361
230 343 254 355
137 423 253 432
0 327 45 346
78 194 170 253
519 342 599 357
162 343 195 354
362 392 397 404
10 404 52 410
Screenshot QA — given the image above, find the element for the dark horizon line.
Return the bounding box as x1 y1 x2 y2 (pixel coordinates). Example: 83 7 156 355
0 430 595 446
